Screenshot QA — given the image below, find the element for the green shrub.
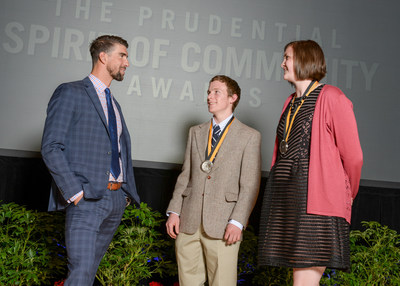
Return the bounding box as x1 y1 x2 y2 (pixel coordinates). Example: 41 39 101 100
0 202 66 285
321 221 400 286
0 201 177 285
96 202 177 285
3 199 398 286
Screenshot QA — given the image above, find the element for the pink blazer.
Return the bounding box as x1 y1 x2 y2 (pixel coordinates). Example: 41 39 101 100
271 85 363 223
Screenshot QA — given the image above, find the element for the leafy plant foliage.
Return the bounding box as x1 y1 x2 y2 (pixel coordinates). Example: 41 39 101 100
2 200 399 286
0 202 66 285
0 201 177 286
96 202 177 285
321 221 400 285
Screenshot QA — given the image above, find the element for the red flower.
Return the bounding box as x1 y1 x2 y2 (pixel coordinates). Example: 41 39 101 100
149 282 163 286
173 282 179 286
54 279 65 286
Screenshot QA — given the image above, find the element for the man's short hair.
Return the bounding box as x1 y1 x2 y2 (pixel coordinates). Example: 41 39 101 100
89 35 129 65
209 75 241 111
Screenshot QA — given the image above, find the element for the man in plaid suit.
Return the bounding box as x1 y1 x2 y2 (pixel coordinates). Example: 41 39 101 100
41 35 140 285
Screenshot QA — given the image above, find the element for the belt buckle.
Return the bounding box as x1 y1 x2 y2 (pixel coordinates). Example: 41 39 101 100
108 181 121 191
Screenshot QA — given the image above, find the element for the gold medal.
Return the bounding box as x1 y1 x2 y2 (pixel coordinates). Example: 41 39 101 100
279 140 288 155
201 160 213 173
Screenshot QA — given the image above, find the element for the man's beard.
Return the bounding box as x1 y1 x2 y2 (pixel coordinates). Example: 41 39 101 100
108 66 124 81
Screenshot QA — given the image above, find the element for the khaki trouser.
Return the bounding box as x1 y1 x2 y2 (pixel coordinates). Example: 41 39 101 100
175 225 241 286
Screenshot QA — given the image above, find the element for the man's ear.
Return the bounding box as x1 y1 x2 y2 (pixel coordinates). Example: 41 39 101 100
230 94 238 104
98 51 107 65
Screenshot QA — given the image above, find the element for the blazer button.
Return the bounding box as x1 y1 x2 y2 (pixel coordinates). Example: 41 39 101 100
207 176 211 179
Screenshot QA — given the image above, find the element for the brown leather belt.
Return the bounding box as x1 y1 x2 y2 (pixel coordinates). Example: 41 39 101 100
107 182 122 191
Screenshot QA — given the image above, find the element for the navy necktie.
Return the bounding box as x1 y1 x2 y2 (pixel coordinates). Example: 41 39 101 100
212 125 221 148
105 88 120 179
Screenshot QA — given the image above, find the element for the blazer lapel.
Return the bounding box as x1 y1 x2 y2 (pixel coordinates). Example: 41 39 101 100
82 77 109 136
210 119 241 171
194 119 241 173
194 121 211 163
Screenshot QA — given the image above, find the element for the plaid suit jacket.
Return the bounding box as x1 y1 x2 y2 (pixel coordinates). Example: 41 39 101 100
42 77 140 211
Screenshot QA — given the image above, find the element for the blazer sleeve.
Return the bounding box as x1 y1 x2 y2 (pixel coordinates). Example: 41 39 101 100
230 130 262 227
41 84 83 202
166 127 194 214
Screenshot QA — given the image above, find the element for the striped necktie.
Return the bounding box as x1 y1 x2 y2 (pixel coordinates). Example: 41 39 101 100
212 125 221 148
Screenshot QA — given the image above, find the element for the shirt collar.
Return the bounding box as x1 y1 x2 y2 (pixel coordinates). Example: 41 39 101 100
212 113 234 131
88 74 108 95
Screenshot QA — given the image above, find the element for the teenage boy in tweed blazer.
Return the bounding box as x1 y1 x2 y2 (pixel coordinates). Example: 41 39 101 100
166 75 261 286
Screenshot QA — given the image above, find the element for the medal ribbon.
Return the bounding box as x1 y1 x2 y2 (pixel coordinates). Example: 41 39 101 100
283 81 319 143
205 117 235 163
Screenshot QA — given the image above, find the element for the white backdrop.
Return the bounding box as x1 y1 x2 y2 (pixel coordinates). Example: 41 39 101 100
1 0 399 183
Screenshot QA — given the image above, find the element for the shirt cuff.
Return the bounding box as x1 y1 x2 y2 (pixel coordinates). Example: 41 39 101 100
228 219 243 230
166 211 180 217
67 190 83 204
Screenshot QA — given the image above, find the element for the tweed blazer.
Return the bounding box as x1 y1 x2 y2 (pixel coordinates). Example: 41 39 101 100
167 118 261 239
41 77 140 211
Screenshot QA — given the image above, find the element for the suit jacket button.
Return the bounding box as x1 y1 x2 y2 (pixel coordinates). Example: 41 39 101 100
207 176 211 179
